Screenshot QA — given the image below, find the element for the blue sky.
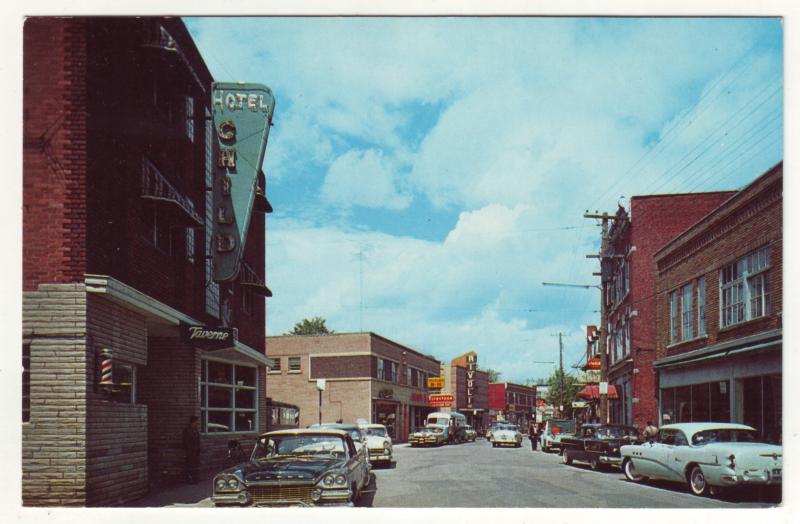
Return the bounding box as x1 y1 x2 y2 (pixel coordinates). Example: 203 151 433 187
185 17 783 383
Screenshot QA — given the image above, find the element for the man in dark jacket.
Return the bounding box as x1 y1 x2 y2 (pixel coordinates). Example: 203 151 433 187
183 416 201 483
529 421 538 451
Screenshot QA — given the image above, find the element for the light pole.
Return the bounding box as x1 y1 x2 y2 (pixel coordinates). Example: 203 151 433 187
316 379 326 425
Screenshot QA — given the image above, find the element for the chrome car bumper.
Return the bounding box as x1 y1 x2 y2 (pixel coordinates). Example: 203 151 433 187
369 450 393 461
718 468 782 486
599 455 622 465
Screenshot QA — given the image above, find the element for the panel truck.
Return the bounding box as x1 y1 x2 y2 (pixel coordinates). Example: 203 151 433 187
425 411 468 444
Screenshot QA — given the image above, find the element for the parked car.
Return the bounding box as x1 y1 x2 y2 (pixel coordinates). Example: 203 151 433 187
560 424 640 470
309 423 368 454
539 419 576 453
491 423 523 448
211 428 371 507
464 425 477 442
409 427 446 447
620 422 782 497
362 423 393 466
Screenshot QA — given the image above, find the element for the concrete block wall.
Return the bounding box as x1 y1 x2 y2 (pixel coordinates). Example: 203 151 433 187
22 284 88 506
85 294 148 506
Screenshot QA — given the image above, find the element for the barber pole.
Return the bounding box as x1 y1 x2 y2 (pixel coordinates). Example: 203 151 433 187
98 349 113 387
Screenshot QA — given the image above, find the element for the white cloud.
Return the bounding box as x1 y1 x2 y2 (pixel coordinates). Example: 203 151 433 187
320 149 411 209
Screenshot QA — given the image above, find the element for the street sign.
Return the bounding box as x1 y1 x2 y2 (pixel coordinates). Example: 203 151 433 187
428 394 454 407
427 376 445 389
212 82 275 282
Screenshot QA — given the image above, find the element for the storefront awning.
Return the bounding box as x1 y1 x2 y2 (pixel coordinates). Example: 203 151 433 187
140 157 203 226
577 384 619 400
653 329 782 370
200 341 273 368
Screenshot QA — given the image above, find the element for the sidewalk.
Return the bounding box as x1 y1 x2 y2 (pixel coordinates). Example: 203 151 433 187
127 476 214 508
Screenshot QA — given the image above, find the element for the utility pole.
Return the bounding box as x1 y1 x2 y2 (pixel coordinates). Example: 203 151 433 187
558 332 564 413
585 211 611 423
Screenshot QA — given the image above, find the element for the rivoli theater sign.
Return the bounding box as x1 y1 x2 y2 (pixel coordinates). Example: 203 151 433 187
212 82 275 282
465 351 477 409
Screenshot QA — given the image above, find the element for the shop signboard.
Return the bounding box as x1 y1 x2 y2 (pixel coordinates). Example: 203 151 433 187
180 322 236 350
212 82 275 282
465 352 477 408
429 394 454 407
587 357 602 370
427 376 445 389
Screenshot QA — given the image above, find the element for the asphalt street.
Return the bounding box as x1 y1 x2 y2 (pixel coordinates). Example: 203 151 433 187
363 439 781 508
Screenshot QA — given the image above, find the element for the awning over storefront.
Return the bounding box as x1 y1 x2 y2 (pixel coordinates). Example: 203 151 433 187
653 329 782 370
577 384 619 400
200 341 273 368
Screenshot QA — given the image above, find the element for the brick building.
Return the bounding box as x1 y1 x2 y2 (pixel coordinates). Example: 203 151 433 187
604 191 734 429
22 18 273 506
265 333 441 441
653 163 782 441
488 382 536 429
443 351 490 431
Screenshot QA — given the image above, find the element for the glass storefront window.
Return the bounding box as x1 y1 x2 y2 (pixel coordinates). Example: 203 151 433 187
691 383 709 422
661 387 675 425
709 380 729 422
763 375 781 443
201 359 258 433
675 385 692 423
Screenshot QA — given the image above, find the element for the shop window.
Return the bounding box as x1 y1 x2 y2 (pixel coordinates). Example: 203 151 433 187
691 383 709 422
288 357 301 372
22 343 30 423
675 385 692 423
720 246 770 327
201 360 258 434
660 387 675 425
110 363 136 404
377 358 385 381
709 380 730 422
681 284 693 340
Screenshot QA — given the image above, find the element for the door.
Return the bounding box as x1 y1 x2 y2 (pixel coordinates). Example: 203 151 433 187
664 430 691 481
635 429 676 478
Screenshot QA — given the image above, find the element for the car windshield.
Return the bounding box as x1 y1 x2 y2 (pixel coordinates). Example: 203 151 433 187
691 429 760 446
550 420 576 433
596 426 638 439
365 427 387 437
497 425 518 431
418 428 434 434
430 417 449 426
253 434 346 459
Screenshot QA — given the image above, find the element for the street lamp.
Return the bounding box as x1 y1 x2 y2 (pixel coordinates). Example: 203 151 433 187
316 379 326 425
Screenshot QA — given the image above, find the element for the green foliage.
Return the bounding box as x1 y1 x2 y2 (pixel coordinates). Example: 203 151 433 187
543 368 581 408
287 317 334 335
480 368 502 383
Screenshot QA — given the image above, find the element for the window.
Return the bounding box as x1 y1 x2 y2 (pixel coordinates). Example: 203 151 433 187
242 286 253 315
110 363 136 404
185 228 195 263
681 284 693 340
377 358 385 380
204 108 220 318
669 291 678 344
624 316 631 357
288 357 301 372
185 96 195 142
406 367 412 385
22 344 30 423
269 357 281 373
411 368 419 387
697 277 706 336
720 246 770 327
201 360 258 433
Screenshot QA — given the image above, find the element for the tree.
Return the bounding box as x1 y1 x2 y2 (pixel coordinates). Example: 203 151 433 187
543 367 581 410
287 317 334 335
480 368 502 383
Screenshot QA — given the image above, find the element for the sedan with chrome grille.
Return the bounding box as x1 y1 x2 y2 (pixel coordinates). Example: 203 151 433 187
212 429 371 507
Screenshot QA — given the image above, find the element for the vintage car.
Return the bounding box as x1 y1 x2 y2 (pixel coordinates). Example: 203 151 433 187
211 428 371 507
491 423 523 447
362 424 393 466
409 427 446 447
539 419 577 453
309 423 368 454
620 422 782 497
560 424 639 470
464 425 477 442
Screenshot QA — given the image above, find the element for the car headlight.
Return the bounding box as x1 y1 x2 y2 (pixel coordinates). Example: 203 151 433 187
215 479 227 491
384 441 391 449
320 472 348 488
214 475 241 492
335 474 346 486
322 474 334 486
227 478 239 490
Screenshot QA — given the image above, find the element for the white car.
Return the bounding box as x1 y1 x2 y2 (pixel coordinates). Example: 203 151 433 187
620 422 782 497
363 424 393 466
491 424 523 448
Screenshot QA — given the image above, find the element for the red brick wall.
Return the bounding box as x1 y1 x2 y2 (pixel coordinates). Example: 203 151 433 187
488 383 505 410
654 165 782 361
607 192 734 429
23 18 88 290
310 355 372 379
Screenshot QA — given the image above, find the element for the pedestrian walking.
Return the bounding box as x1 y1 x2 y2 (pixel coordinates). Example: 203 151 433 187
643 420 658 442
529 422 538 451
183 415 201 484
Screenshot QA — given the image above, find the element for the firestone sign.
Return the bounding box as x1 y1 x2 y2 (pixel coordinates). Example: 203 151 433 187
212 82 275 282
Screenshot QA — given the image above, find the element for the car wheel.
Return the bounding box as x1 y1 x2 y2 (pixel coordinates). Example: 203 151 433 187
492 442 497 448
689 466 711 496
623 459 644 483
562 450 573 465
589 457 600 471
